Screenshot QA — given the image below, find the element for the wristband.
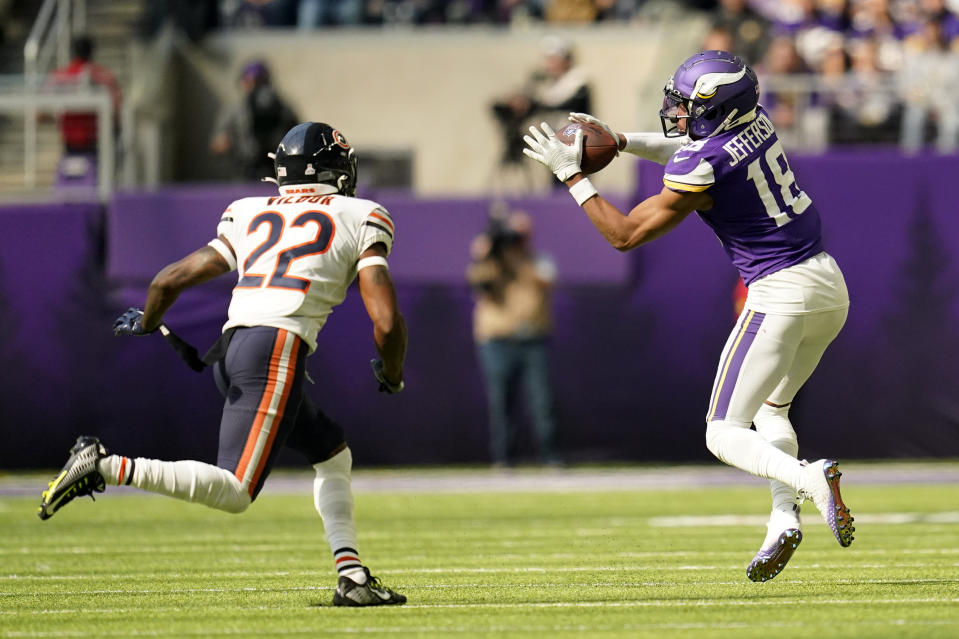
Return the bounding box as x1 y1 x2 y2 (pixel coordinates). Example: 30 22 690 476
569 178 598 206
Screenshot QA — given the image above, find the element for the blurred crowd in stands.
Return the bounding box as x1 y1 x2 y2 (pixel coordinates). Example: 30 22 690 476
147 0 712 32
709 0 959 152
141 0 959 154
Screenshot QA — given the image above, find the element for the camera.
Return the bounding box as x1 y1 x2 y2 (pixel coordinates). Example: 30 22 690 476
485 217 524 259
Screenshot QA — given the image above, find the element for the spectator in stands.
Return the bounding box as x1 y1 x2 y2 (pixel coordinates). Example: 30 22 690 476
916 0 959 47
490 35 591 184
786 1 848 71
702 24 738 53
709 0 772 63
210 60 300 181
755 35 811 140
221 0 298 27
826 35 902 144
297 0 365 27
467 208 561 468
546 0 599 22
140 0 220 41
816 0 849 32
47 35 122 185
847 0 906 72
899 14 959 153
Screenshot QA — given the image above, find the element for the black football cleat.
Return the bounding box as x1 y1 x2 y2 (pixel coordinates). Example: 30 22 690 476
38 436 107 520
332 568 407 607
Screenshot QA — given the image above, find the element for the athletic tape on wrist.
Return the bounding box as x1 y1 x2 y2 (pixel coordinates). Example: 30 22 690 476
357 256 389 271
569 178 598 206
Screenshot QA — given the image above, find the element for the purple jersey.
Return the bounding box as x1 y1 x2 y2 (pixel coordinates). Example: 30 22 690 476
662 106 823 285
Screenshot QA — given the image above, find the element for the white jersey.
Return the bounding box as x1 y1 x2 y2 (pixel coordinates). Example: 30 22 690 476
208 184 395 352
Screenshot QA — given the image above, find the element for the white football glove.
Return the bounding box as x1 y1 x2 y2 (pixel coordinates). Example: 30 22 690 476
568 112 620 156
523 122 583 182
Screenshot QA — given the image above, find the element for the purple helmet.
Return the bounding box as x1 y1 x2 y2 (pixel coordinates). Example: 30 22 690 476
659 50 759 139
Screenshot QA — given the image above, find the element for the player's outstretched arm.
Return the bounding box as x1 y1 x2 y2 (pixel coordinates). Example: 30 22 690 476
357 243 407 388
568 113 687 165
569 176 712 252
141 245 232 333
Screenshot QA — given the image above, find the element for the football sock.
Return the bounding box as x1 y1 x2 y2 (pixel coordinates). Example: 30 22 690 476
314 448 361 577
334 549 366 584
753 403 801 517
98 456 250 513
705 419 803 490
98 454 136 486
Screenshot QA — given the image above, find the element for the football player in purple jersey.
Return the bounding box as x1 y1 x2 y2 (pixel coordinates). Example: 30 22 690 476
524 50 854 582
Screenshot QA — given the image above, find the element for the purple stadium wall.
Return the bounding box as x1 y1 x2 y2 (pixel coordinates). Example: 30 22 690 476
2 150 958 469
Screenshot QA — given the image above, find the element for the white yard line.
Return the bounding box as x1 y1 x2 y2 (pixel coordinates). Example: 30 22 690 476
2 596 958 616
2 574 956 595
3 462 959 497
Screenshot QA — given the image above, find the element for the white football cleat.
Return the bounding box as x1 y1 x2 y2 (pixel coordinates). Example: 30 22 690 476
799 459 855 547
747 505 803 582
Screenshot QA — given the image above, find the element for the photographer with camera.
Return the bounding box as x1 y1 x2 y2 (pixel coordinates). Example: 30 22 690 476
490 35 592 190
467 208 561 468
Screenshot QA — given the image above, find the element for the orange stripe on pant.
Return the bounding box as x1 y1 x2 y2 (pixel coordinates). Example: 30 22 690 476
234 329 300 497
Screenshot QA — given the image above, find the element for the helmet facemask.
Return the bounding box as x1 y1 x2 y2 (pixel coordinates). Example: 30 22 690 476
659 87 698 138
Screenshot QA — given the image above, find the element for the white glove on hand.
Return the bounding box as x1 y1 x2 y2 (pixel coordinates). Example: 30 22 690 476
569 112 620 156
523 122 583 182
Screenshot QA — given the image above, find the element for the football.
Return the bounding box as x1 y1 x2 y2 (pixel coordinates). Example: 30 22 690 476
556 121 619 175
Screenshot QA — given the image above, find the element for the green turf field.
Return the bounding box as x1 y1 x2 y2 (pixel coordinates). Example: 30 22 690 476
1 465 957 638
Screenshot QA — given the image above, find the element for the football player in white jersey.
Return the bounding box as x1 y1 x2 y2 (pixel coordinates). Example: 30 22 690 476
40 122 409 606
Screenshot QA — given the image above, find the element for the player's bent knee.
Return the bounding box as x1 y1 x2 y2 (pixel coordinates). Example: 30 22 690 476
315 446 352 481
209 474 252 514
704 420 747 461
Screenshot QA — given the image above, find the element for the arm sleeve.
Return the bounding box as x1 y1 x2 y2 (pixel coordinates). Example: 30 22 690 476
358 206 395 257
621 132 689 165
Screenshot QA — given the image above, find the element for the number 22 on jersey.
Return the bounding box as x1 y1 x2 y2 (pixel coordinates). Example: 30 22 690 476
237 210 336 292
746 140 812 227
